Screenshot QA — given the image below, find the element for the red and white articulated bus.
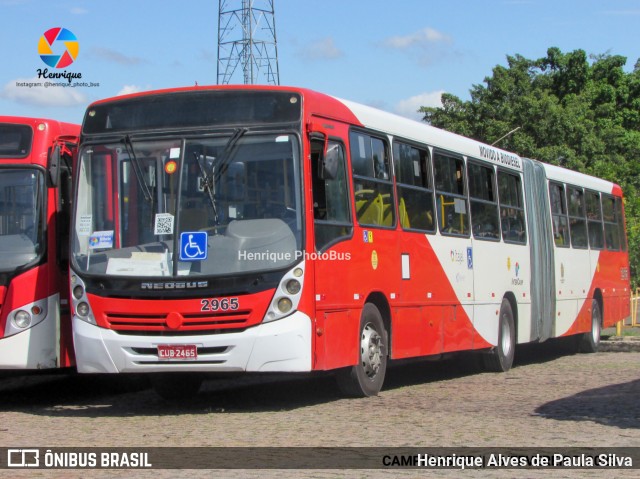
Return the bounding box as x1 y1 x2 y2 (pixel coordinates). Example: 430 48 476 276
69 86 630 398
0 116 78 369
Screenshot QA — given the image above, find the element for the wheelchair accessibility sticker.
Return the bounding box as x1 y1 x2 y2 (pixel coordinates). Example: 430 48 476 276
180 232 208 261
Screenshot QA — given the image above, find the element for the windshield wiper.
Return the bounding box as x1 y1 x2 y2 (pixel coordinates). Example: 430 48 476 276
122 135 152 202
193 128 248 227
194 151 219 225
214 127 247 181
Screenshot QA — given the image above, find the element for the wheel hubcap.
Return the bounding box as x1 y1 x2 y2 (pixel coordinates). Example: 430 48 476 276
360 323 382 379
500 314 512 357
592 314 601 344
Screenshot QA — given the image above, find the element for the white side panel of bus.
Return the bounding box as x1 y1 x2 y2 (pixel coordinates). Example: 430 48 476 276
471 239 531 346
428 234 474 330
554 247 591 336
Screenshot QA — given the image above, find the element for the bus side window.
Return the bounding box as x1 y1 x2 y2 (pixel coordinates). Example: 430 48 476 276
468 161 499 240
311 139 352 250
349 131 395 228
585 190 604 249
567 186 587 248
498 170 526 244
549 182 569 247
603 194 621 251
434 152 468 236
616 197 627 252
393 141 435 233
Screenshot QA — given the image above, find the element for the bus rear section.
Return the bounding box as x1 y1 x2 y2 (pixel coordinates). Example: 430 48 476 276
0 117 78 369
539 162 630 350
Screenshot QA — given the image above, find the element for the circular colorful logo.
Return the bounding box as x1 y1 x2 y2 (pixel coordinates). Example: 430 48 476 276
38 27 79 68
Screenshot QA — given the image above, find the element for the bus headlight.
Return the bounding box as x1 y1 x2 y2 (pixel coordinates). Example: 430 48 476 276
73 285 84 300
264 261 305 323
70 273 97 325
76 302 90 317
4 298 49 336
14 310 32 329
277 297 293 313
285 279 301 295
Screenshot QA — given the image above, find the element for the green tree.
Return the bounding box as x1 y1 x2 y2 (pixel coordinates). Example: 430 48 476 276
421 47 640 287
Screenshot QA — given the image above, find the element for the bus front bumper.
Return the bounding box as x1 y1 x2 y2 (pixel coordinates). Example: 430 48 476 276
72 311 312 374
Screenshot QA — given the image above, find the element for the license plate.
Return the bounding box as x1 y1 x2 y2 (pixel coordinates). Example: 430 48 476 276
157 344 197 360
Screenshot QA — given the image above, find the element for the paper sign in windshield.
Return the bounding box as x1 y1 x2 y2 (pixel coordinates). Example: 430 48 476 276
154 213 175 235
89 230 114 249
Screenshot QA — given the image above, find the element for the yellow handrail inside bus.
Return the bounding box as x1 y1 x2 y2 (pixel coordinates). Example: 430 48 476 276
439 194 464 233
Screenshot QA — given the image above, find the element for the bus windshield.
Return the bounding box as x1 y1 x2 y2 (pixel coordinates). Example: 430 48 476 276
0 124 33 158
0 168 45 272
72 132 302 277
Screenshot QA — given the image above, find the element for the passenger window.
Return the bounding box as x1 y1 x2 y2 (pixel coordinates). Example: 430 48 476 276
434 152 469 236
567 186 587 248
468 162 499 240
350 131 395 228
585 191 604 249
617 198 627 252
603 195 620 251
311 139 352 250
393 142 435 232
498 171 526 244
549 182 569 247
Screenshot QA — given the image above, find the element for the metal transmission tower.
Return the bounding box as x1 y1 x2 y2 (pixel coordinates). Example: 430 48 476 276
217 0 280 85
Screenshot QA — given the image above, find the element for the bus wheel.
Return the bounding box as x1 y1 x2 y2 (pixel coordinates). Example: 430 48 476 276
151 373 203 401
578 300 601 353
336 303 388 397
483 299 515 372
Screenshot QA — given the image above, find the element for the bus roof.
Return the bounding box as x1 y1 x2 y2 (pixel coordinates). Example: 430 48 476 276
336 97 523 171
82 85 621 191
0 115 79 133
539 161 620 196
87 84 523 172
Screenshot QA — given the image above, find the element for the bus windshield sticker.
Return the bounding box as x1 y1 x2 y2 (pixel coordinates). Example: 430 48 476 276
89 230 114 249
169 147 181 159
78 215 92 236
154 213 174 236
179 231 208 261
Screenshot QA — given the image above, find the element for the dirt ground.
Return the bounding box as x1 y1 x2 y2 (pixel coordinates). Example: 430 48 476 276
0 340 638 478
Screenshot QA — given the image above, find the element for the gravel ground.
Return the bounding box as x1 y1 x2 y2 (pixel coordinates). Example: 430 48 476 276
0 340 638 478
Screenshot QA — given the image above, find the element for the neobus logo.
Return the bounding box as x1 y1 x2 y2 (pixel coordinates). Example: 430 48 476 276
141 281 209 290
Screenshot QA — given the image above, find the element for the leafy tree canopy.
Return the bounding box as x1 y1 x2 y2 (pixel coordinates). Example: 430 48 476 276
421 47 640 287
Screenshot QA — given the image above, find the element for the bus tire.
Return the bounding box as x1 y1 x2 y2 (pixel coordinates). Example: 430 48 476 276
578 299 601 353
336 303 388 397
151 373 203 401
483 299 515 372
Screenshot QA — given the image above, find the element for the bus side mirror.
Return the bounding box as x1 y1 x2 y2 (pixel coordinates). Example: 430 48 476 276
320 143 340 181
309 131 336 180
48 144 61 187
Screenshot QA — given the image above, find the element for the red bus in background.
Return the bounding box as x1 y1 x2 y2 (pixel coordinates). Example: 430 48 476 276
0 117 78 369
69 86 630 399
